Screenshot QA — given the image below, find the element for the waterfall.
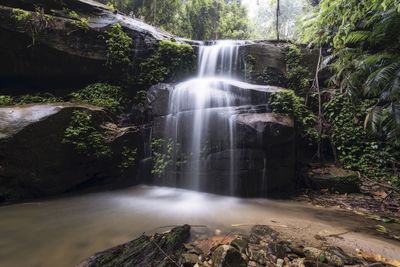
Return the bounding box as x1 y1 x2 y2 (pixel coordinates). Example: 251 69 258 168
159 40 279 195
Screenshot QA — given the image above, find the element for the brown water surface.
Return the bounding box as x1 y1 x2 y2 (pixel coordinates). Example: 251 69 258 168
0 186 399 267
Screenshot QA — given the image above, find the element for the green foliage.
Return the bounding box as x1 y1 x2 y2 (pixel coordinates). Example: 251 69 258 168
301 0 400 144
16 93 62 104
245 55 287 87
12 8 31 21
98 0 251 40
286 44 311 95
151 138 173 176
269 89 319 141
68 10 90 30
105 23 133 69
71 83 126 112
0 95 14 106
11 7 51 45
138 40 195 86
0 93 63 106
324 93 396 181
150 138 186 176
63 111 112 159
119 146 137 169
300 0 400 182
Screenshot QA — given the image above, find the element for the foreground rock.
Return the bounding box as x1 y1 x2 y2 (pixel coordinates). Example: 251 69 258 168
77 224 191 267
78 224 400 267
0 103 141 202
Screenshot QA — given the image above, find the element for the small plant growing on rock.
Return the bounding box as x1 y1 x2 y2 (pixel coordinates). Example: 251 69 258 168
286 44 312 95
119 146 137 170
11 8 31 21
0 95 14 106
12 7 52 46
151 138 173 176
269 89 319 141
63 110 112 159
138 40 195 86
105 23 133 69
66 10 90 31
71 83 126 112
16 93 62 104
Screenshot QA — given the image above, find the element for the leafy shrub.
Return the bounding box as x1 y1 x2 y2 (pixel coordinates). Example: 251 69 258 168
105 23 133 69
71 83 126 112
138 40 195 86
324 93 397 181
0 95 14 106
119 146 137 169
16 93 62 104
151 138 173 176
286 44 311 95
62 110 111 159
269 89 319 141
11 8 30 21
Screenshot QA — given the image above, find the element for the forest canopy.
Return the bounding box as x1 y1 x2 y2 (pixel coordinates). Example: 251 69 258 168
98 0 313 40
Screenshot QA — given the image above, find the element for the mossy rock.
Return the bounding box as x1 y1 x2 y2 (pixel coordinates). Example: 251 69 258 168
307 165 360 193
77 225 191 267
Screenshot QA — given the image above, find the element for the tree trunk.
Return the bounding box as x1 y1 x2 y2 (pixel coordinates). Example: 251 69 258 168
276 0 280 41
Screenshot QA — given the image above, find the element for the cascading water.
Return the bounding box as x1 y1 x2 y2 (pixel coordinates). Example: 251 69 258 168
158 40 283 196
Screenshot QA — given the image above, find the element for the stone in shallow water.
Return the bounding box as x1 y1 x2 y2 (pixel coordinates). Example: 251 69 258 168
212 245 248 267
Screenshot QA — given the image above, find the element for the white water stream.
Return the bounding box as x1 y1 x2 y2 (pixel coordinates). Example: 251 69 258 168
162 41 276 194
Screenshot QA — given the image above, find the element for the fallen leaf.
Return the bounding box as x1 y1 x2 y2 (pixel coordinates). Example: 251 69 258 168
375 225 388 234
373 191 388 199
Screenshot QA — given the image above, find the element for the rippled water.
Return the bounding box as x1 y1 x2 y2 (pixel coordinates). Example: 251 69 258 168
0 186 399 267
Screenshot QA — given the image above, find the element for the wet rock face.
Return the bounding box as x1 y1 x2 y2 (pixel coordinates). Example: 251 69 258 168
149 82 296 196
0 0 175 91
212 245 248 267
241 42 287 76
0 104 142 202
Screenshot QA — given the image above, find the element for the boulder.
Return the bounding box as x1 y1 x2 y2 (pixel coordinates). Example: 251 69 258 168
77 224 191 267
307 165 360 193
0 103 142 202
212 245 248 267
241 42 287 76
0 0 179 91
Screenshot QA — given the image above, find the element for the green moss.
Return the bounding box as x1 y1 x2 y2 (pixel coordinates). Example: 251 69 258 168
286 44 311 95
0 95 14 106
324 94 396 181
11 8 31 21
269 89 319 141
138 40 195 87
16 93 62 104
151 138 173 176
106 23 133 69
106 2 117 12
71 83 126 112
1 93 63 106
151 138 186 176
62 110 112 159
